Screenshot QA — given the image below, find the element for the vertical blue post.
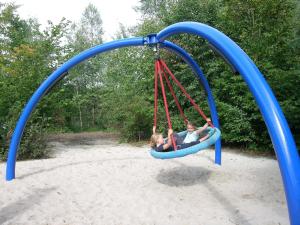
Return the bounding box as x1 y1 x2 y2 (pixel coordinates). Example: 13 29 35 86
157 21 300 225
162 40 221 165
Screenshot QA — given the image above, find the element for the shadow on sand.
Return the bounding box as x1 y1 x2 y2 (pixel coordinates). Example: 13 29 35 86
156 160 252 225
0 187 56 224
156 164 211 186
17 156 148 180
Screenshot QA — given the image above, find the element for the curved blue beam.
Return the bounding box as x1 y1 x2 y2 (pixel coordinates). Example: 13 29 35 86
6 37 145 181
157 22 300 225
161 40 221 165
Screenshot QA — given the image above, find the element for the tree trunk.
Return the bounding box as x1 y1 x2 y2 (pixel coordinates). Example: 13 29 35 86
92 104 95 127
75 85 83 130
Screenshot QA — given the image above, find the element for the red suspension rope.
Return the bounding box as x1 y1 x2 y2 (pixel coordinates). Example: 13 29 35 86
156 60 177 150
161 66 188 125
159 59 214 127
153 61 158 128
153 58 213 151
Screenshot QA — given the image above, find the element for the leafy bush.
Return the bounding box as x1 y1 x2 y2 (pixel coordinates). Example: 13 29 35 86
121 108 153 142
0 119 49 161
16 121 49 160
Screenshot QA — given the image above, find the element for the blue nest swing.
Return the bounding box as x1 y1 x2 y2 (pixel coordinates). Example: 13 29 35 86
150 59 221 160
150 127 221 159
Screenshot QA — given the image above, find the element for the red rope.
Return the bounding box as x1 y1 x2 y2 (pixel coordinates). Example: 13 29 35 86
154 61 158 128
153 58 213 151
156 60 177 150
160 59 214 127
160 62 188 125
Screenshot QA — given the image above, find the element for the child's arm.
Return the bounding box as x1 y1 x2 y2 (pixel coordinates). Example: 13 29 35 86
162 129 173 150
153 126 156 134
196 123 209 135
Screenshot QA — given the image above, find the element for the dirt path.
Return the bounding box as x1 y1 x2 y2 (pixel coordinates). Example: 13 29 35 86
0 134 288 225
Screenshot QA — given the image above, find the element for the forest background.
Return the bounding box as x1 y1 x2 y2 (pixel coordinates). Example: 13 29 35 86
0 0 299 159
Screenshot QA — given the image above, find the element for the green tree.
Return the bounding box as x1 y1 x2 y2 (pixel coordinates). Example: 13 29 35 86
0 3 70 159
64 3 105 131
135 0 300 150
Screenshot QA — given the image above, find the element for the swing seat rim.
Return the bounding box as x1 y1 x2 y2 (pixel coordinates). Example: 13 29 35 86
150 127 221 159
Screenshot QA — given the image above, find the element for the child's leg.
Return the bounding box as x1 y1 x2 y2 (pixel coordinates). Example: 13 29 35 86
173 133 184 145
199 133 210 142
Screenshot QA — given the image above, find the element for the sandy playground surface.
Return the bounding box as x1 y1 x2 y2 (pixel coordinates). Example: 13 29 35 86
0 132 289 225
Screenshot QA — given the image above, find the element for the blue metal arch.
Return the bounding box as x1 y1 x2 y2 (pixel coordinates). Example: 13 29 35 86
161 40 221 165
5 21 299 225
157 21 300 225
6 35 219 180
5 37 145 181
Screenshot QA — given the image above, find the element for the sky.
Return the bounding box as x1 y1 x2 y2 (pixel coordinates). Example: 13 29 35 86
4 0 141 41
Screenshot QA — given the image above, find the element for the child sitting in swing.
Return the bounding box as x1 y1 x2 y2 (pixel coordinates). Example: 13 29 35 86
150 119 211 152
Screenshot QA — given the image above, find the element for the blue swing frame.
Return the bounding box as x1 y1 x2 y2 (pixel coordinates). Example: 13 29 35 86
4 22 300 225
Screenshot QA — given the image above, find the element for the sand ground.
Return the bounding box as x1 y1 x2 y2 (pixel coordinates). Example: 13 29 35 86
0 133 289 225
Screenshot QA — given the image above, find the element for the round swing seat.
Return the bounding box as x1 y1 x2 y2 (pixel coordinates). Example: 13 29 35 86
150 127 221 159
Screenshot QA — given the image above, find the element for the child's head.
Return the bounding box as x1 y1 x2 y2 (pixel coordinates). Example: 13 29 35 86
187 122 196 132
150 133 164 147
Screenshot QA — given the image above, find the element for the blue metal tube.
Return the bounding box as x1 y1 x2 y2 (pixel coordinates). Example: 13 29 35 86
6 37 145 181
157 22 300 225
161 40 221 165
